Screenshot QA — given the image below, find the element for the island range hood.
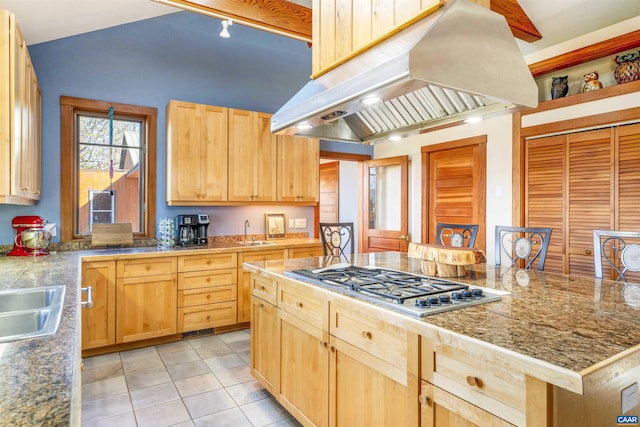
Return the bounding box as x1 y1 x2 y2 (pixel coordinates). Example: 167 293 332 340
271 0 538 144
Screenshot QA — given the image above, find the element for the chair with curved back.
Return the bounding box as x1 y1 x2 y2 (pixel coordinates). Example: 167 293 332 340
495 226 552 271
593 230 640 282
318 222 354 258
436 223 479 248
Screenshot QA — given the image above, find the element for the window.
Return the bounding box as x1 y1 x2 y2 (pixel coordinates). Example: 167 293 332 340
60 96 156 241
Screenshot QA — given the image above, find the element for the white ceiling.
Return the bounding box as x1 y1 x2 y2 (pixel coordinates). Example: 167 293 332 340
0 0 638 57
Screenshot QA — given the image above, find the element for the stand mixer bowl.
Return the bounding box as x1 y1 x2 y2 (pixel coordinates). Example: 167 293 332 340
20 229 51 254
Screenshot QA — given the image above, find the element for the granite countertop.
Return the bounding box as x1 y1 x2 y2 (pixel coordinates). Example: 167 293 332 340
0 237 321 426
243 252 640 393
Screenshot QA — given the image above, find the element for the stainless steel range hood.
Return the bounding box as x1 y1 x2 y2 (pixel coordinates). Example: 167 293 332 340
271 0 538 144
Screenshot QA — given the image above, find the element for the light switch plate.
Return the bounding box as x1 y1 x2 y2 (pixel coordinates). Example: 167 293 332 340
294 218 307 228
288 219 295 229
622 382 638 413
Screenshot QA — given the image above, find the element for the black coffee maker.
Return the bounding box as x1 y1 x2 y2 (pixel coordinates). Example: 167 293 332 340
177 214 209 246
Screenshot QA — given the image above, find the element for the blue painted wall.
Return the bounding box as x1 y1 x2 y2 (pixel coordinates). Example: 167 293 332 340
0 11 372 244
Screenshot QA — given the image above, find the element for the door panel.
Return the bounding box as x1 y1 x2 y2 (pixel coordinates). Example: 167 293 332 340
361 156 409 252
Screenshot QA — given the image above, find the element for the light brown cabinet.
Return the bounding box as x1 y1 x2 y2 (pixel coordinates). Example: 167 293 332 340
81 260 116 350
250 292 279 395
0 9 41 204
116 257 177 343
277 135 320 203
237 249 286 323
166 101 228 204
177 253 237 332
228 109 277 202
311 0 439 76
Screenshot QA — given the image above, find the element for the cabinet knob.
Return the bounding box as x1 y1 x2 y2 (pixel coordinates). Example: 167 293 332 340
330 346 335 353
260 286 266 291
466 376 483 387
296 302 303 309
320 340 328 349
418 394 431 405
361 331 372 340
259 303 264 309
586 249 593 255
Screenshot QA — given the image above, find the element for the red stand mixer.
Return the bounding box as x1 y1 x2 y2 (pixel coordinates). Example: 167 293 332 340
7 215 51 257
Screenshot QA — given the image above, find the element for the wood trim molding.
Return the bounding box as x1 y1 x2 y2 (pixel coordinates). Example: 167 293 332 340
420 135 487 153
489 0 541 42
528 30 640 77
319 151 371 162
512 111 523 226
153 0 312 42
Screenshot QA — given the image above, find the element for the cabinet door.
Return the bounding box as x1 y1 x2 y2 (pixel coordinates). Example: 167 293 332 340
12 22 27 198
277 135 319 203
250 296 279 395
279 310 329 427
116 273 177 343
228 109 277 202
330 336 418 427
166 101 228 203
81 260 116 350
238 249 286 323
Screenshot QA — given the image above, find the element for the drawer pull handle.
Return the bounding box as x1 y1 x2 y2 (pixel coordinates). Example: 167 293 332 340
81 286 93 308
466 376 483 387
362 331 372 339
418 394 431 406
296 302 303 308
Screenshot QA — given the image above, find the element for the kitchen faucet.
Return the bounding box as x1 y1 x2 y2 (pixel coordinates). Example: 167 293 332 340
244 220 250 243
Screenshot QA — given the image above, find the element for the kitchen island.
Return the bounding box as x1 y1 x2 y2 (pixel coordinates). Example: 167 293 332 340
0 237 321 426
244 252 640 427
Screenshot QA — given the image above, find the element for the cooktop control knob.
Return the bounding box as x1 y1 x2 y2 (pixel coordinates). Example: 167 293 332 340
472 289 484 297
415 298 430 307
451 292 463 300
463 290 473 298
427 297 440 305
439 295 451 304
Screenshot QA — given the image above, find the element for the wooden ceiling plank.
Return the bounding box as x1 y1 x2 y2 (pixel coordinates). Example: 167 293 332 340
490 0 542 42
155 0 312 41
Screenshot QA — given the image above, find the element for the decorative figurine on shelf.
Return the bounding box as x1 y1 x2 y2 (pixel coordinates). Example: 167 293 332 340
582 71 603 92
551 76 569 99
614 50 640 84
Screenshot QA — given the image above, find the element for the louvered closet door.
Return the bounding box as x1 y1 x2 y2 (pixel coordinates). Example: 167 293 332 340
617 123 640 283
525 135 565 273
567 128 615 277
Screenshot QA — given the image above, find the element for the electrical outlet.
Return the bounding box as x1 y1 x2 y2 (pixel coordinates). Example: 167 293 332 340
622 383 638 414
288 219 295 229
295 218 307 228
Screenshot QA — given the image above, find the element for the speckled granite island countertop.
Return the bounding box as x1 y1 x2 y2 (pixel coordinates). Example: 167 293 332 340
0 238 320 426
243 251 640 396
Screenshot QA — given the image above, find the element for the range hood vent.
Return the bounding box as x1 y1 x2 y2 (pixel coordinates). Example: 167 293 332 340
271 0 538 144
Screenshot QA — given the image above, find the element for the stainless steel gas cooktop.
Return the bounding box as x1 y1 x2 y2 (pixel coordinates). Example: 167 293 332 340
285 265 505 317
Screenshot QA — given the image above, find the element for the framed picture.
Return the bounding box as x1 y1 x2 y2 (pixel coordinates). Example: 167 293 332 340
265 212 286 240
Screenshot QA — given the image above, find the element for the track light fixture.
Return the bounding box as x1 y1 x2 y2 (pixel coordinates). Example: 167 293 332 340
220 19 232 38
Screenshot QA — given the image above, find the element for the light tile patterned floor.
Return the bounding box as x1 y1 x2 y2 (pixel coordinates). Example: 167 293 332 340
81 330 302 427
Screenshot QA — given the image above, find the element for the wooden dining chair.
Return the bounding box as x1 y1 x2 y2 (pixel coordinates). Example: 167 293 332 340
593 230 640 283
495 226 552 271
436 223 479 248
318 222 354 257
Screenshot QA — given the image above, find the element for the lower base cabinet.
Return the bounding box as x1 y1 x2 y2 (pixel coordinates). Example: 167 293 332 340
250 295 279 395
81 260 116 350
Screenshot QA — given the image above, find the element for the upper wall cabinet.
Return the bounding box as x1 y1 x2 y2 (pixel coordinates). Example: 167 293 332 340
277 135 319 203
166 101 228 205
166 101 319 206
228 109 277 202
0 9 42 205
311 0 440 76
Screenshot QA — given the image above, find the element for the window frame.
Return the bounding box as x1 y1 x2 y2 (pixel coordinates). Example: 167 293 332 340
60 96 157 242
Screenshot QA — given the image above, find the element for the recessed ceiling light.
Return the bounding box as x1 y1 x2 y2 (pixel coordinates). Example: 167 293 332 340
464 116 483 124
361 96 382 105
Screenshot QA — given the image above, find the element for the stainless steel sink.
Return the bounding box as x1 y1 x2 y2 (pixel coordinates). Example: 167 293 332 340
0 285 65 343
238 241 276 246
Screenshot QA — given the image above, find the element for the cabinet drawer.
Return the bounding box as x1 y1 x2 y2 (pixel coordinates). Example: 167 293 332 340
117 257 177 278
240 249 286 263
277 277 328 330
178 285 237 307
178 301 237 332
178 268 237 290
251 274 277 305
287 246 324 259
330 298 407 380
425 341 526 426
178 253 237 272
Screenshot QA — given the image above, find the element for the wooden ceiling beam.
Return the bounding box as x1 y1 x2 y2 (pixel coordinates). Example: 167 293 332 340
153 0 312 42
489 0 542 42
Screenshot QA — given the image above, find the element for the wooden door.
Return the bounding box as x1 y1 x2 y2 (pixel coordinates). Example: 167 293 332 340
319 161 339 224
81 260 116 350
250 296 279 395
277 135 319 202
422 136 486 251
116 273 177 343
525 135 565 273
567 128 614 277
361 156 409 252
278 310 329 427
